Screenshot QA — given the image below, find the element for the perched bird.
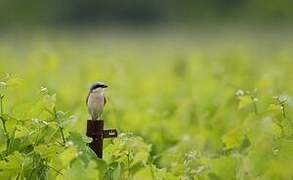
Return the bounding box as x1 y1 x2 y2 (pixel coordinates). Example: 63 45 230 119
86 82 108 120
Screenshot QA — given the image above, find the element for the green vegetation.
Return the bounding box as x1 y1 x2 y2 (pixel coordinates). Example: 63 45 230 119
0 29 293 179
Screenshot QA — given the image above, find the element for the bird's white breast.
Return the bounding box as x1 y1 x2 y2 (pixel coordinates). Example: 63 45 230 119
87 90 105 120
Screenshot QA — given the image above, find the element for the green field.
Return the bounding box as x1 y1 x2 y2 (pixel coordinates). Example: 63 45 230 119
0 27 293 179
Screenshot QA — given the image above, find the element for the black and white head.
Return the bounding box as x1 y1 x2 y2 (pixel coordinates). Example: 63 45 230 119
90 82 108 93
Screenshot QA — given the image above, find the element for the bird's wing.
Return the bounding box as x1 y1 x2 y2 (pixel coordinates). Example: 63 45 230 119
86 93 89 105
104 96 107 105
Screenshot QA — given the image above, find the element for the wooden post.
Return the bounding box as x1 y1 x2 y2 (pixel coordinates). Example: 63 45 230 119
86 120 118 159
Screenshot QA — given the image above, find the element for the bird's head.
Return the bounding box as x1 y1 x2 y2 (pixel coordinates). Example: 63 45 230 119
90 82 108 92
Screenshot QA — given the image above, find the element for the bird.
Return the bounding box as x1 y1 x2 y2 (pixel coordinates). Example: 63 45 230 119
86 82 108 120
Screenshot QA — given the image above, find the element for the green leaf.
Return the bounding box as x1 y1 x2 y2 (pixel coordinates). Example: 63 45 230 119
6 77 23 87
132 150 149 166
2 113 18 132
104 133 151 166
41 94 56 112
34 144 64 159
0 129 6 152
67 132 98 166
0 152 24 179
222 128 244 150
59 147 78 166
57 159 101 180
112 163 122 180
209 156 237 179
268 104 282 111
238 95 253 109
133 166 152 180
15 125 30 138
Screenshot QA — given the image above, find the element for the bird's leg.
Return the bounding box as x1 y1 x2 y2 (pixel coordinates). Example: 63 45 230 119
92 115 97 121
97 112 102 120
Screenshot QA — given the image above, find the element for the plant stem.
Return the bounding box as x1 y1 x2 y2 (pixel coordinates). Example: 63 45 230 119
127 152 130 180
16 173 20 180
281 104 286 118
0 94 10 154
47 164 63 175
53 107 66 145
275 120 284 137
251 96 258 115
34 128 40 146
29 153 36 179
0 94 3 115
0 117 8 137
59 127 66 145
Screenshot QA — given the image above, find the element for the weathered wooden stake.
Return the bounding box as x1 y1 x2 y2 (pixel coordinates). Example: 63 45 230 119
86 120 118 158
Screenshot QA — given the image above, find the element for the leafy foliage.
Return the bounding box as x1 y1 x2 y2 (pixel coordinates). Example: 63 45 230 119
0 31 293 179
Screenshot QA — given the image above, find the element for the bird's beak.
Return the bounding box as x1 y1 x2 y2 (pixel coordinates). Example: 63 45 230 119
103 85 108 88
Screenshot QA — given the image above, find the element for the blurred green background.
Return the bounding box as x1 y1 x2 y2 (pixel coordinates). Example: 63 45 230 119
1 0 293 27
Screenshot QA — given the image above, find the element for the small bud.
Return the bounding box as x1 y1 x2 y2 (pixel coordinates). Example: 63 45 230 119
273 96 278 100
272 148 279 155
182 134 191 141
279 95 288 103
66 141 74 147
235 89 244 96
40 86 48 94
0 81 6 87
32 118 39 124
